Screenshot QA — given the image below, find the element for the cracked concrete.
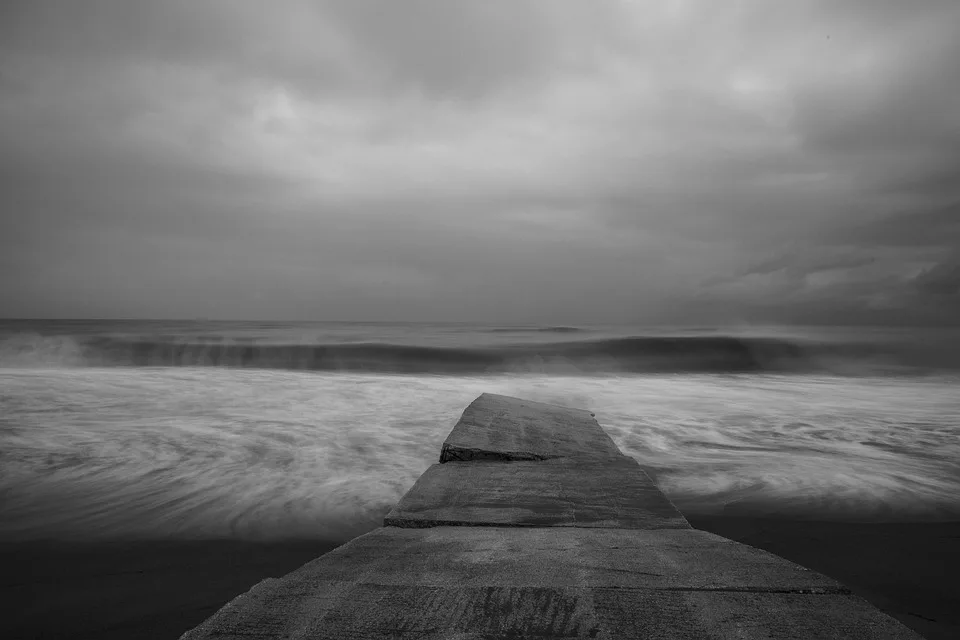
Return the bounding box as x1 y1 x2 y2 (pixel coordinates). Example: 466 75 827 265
438 393 624 463
384 458 690 529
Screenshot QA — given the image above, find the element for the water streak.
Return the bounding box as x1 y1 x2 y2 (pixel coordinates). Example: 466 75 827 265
2 368 958 541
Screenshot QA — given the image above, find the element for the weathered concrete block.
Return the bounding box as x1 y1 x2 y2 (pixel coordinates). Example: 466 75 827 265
439 393 623 462
270 527 844 592
384 458 690 529
181 527 923 640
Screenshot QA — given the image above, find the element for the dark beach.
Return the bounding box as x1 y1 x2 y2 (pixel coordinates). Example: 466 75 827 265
0 539 341 640
689 517 960 640
3 519 958 640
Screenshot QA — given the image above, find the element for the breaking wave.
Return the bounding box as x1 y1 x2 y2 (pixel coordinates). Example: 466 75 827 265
488 326 585 333
0 332 952 375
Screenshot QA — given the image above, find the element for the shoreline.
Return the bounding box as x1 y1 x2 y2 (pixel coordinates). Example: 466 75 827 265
3 519 958 640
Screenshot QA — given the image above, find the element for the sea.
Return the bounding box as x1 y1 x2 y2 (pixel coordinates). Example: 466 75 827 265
1 319 958 543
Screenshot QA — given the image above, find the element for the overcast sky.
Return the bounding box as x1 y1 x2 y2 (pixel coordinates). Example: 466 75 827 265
1 0 958 324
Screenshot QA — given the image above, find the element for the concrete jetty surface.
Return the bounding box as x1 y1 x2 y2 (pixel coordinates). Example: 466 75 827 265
182 393 924 639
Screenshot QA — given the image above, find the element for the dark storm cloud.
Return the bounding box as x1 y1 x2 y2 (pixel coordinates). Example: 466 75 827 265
835 204 960 249
745 252 879 279
1 0 958 323
911 259 960 297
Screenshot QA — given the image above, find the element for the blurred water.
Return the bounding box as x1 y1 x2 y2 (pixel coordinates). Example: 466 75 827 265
3 320 959 374
2 365 958 541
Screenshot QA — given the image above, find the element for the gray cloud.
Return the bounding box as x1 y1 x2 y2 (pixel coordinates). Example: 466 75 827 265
911 258 960 297
1 0 959 323
834 203 960 248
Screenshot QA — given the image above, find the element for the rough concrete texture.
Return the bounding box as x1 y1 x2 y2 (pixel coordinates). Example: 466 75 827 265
384 458 690 529
181 394 926 639
229 527 845 592
181 527 923 639
439 393 623 462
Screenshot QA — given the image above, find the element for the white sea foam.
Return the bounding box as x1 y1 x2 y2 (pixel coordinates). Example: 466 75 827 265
1 368 958 541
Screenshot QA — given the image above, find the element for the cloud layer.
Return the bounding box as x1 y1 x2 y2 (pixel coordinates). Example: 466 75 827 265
2 0 958 323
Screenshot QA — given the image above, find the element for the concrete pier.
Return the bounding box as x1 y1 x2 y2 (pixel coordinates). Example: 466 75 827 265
384 458 688 529
182 393 924 639
438 394 623 462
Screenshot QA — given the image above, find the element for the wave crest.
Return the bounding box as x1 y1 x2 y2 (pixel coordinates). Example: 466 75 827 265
0 332 937 375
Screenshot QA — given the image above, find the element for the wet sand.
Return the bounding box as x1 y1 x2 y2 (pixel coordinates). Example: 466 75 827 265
3 520 958 639
688 517 960 640
0 539 342 640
